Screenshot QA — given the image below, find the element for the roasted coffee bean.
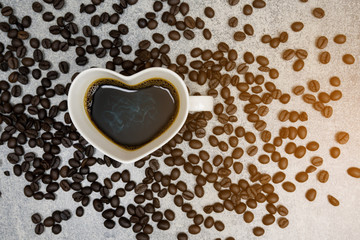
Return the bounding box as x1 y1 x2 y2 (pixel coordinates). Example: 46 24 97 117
330 147 340 158
319 51 331 64
233 31 246 41
204 7 215 18
228 17 238 27
347 167 360 178
253 227 265 236
244 24 254 36
243 4 253 15
317 170 329 183
243 211 254 223
327 195 340 206
291 22 304 32
31 213 42 224
343 54 355 65
293 59 304 71
295 172 308 183
35 223 44 235
334 34 346 44
305 188 317 201
214 221 225 231
282 181 296 192
278 217 289 228
306 141 319 151
316 36 328 49
282 49 295 60
312 8 325 18
336 131 349 144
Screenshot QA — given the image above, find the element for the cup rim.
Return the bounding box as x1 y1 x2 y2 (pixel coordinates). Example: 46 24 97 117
68 67 189 163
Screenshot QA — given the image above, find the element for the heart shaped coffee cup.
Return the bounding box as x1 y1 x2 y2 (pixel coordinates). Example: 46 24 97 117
68 68 213 163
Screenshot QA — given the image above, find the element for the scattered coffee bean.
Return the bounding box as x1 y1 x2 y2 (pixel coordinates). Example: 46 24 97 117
347 167 360 178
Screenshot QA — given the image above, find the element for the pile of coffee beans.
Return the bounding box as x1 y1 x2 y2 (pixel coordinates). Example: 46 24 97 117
0 0 358 239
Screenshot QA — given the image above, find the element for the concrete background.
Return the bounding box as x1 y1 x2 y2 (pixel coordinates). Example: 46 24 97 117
1 0 360 239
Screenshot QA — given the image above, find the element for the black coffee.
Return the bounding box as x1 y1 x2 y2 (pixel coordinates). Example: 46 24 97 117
85 78 179 150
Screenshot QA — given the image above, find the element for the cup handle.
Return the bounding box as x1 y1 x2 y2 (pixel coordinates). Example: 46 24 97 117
188 96 213 112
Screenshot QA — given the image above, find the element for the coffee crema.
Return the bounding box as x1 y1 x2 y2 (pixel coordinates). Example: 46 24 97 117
85 78 179 150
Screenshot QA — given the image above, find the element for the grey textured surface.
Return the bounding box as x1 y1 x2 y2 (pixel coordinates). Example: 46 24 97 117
1 0 360 240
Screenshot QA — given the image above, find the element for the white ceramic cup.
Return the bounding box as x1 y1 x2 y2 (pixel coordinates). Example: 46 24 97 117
68 67 213 163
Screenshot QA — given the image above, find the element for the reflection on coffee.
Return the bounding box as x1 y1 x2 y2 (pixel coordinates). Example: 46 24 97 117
85 78 179 150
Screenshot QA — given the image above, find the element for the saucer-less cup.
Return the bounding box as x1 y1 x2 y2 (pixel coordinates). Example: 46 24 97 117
68 67 213 163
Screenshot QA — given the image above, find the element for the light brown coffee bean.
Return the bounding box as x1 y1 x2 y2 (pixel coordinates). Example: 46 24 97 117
277 205 289 216
306 141 319 151
189 140 202 149
336 131 349 144
316 36 328 49
294 146 306 158
297 126 307 139
282 49 295 60
245 132 256 144
278 110 290 122
347 167 360 178
260 131 271 142
343 54 355 65
270 38 280 48
312 8 325 18
334 34 346 44
296 49 308 59
295 172 308 183
293 59 304 71
272 172 286 184
282 181 296 192
311 156 323 167
305 188 317 201
329 76 341 86
252 227 265 237
285 142 296 154
319 51 331 64
308 80 320 92
318 92 330 103
232 147 244 159
278 157 288 170
303 94 316 104
234 31 246 41
262 214 275 225
293 85 305 95
263 143 275 153
258 155 270 164
247 146 258 156
291 22 304 32
327 195 340 206
233 162 243 174
277 217 289 228
306 165 317 173
330 90 342 101
330 147 340 158
317 170 329 183
321 106 333 118
261 34 272 43
243 211 254 223
279 32 288 43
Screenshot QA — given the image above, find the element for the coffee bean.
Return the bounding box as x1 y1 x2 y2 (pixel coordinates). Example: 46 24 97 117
291 22 304 32
317 170 329 183
282 49 295 60
334 34 346 44
272 172 286 184
282 181 296 192
319 51 331 64
335 131 349 144
295 171 308 183
253 226 264 236
329 76 341 87
157 219 170 230
278 217 289 228
305 188 316 201
35 223 44 235
233 31 246 41
293 59 304 71
343 54 355 64
204 7 215 18
312 8 325 18
31 213 42 224
214 220 225 231
243 4 253 15
32 2 43 12
347 167 360 178
244 24 254 36
330 147 340 158
228 17 238 27
316 36 328 49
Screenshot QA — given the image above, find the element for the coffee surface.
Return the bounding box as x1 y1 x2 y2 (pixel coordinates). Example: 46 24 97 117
87 79 179 149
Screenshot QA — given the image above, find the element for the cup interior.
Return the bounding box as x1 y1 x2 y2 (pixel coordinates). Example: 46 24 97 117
68 67 189 163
